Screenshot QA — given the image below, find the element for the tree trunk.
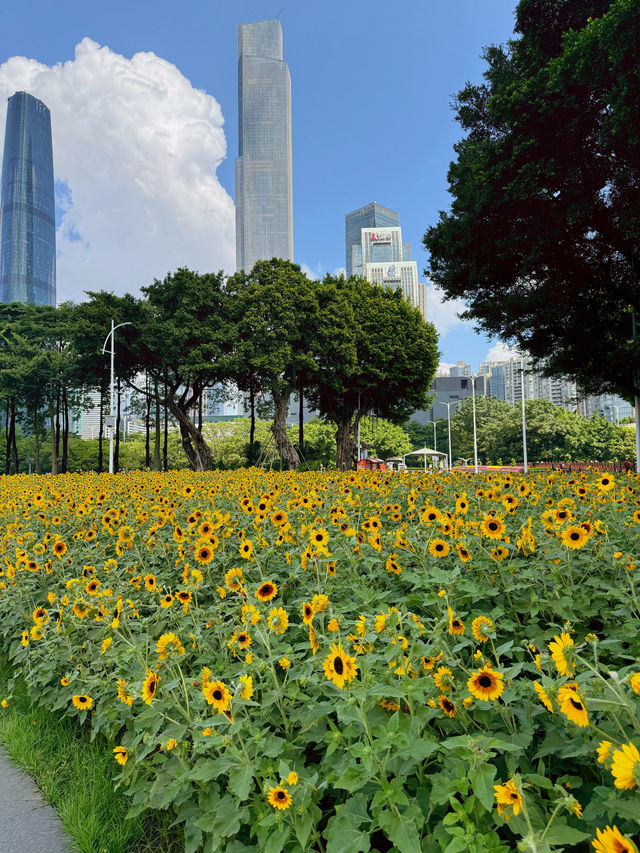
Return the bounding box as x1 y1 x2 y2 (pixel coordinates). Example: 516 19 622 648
50 395 58 476
4 399 10 475
153 378 161 471
145 374 151 469
55 386 61 473
163 374 168 471
97 389 104 473
114 378 121 473
271 388 299 469
167 397 214 471
8 398 18 475
61 387 69 473
249 386 256 447
335 411 362 471
298 386 304 453
34 393 41 475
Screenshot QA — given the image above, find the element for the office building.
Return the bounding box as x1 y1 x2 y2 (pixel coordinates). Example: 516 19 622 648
345 202 403 278
235 19 293 272
449 361 472 378
412 375 489 425
0 91 56 305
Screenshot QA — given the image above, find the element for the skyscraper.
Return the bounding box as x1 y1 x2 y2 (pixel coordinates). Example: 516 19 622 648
345 202 401 278
346 203 428 321
235 19 293 273
0 91 56 305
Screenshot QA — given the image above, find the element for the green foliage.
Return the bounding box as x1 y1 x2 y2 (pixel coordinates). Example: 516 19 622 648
424 0 640 399
359 417 412 460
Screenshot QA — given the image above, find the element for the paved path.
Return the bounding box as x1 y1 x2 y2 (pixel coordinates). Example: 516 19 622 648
0 746 74 852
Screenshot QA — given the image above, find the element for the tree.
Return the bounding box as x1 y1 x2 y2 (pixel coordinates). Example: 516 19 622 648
227 260 322 469
359 418 412 460
449 396 515 463
307 276 439 470
423 0 640 400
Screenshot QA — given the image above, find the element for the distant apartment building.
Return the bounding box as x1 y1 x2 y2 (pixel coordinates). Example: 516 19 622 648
449 361 472 378
235 19 293 272
412 375 489 425
345 203 427 321
577 393 634 424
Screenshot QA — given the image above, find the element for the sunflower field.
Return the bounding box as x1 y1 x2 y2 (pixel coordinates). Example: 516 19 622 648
1 468 639 853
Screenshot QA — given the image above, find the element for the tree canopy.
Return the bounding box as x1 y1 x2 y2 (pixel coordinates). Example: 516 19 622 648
423 0 640 399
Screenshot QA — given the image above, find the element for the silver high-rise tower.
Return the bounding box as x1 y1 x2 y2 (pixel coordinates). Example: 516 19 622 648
235 19 293 272
0 91 56 305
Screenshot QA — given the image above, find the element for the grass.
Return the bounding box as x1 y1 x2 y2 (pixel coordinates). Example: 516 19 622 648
0 657 183 853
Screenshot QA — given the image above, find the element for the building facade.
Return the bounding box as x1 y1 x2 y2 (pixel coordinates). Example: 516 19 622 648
345 209 428 321
345 202 401 278
235 19 293 273
0 91 56 305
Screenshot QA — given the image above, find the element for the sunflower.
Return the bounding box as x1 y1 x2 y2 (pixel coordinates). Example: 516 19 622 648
560 525 589 550
256 581 278 602
629 673 640 695
52 540 68 558
439 695 457 718
429 538 450 558
160 594 174 608
448 607 465 636
239 674 253 700
592 825 637 853
557 683 589 727
267 785 292 810
142 670 160 705
472 616 494 643
467 665 504 701
533 681 553 713
144 574 156 591
301 601 315 625
195 543 214 565
494 779 522 821
268 606 289 635
116 679 134 706
113 746 128 766
548 632 574 677
176 590 191 605
271 510 288 527
457 543 472 562
225 567 244 593
72 694 93 710
203 679 231 712
596 474 615 492
480 514 506 540
611 742 640 790
156 632 185 660
597 741 613 765
385 554 401 574
323 642 358 689
239 539 254 560
433 666 454 691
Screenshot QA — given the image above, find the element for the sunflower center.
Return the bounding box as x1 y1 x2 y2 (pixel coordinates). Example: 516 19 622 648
478 675 492 687
276 790 285 799
443 699 454 711
213 690 222 701
334 655 344 675
569 697 583 710
488 522 498 531
570 533 580 540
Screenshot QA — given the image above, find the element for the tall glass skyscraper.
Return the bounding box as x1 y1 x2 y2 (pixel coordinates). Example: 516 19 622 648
345 202 402 278
235 19 293 272
0 91 56 305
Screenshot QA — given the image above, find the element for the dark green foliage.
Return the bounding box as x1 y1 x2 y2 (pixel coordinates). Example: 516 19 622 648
424 0 640 398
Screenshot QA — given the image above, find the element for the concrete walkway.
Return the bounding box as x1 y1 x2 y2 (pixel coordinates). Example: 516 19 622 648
0 746 74 852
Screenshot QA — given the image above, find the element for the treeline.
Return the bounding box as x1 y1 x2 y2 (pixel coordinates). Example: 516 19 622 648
0 259 439 474
406 397 637 464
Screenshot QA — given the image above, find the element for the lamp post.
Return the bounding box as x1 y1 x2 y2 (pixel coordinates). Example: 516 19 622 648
520 358 529 473
433 420 437 452
101 320 132 474
438 401 458 470
471 375 479 474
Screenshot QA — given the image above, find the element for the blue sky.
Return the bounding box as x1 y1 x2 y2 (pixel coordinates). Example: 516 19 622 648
0 0 520 369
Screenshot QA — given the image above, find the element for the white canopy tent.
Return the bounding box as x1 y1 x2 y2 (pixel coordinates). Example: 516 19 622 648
405 447 449 471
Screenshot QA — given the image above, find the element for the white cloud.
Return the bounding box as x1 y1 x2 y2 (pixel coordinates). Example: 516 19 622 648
484 341 520 363
0 38 235 303
436 361 454 376
426 283 469 335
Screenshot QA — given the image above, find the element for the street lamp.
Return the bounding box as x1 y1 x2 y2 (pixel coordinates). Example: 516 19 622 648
520 358 529 474
433 420 437 452
470 375 479 474
101 319 132 474
438 401 459 470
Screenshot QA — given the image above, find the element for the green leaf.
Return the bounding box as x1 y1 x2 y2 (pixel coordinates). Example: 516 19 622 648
543 821 591 845
228 764 253 801
378 809 422 853
325 814 370 853
334 765 369 792
469 764 497 812
263 825 290 853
